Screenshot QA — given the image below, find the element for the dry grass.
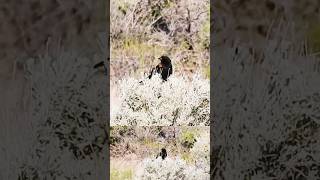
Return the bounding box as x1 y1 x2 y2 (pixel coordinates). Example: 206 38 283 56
110 0 210 81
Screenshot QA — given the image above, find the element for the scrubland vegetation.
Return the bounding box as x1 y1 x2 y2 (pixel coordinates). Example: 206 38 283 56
110 0 209 80
110 126 209 180
110 0 210 78
110 1 210 179
111 74 210 126
110 0 210 126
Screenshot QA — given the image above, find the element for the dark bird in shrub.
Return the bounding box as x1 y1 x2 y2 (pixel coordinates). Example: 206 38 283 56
148 56 173 81
156 148 167 160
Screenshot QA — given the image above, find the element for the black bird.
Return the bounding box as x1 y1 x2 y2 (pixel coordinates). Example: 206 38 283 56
148 56 173 81
156 148 167 160
93 61 107 75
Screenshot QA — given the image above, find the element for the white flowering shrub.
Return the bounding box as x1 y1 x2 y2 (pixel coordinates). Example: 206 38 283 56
111 74 210 126
190 132 210 173
134 157 209 180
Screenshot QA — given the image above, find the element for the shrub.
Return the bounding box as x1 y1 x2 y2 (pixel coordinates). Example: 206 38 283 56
134 157 209 180
180 130 197 149
111 74 210 126
111 0 210 81
190 131 210 173
110 126 136 145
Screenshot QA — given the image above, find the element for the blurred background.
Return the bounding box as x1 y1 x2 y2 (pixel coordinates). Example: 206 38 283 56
212 0 320 179
110 126 209 180
0 1 107 179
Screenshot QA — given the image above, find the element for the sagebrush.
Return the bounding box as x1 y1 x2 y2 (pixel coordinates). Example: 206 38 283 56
111 74 210 126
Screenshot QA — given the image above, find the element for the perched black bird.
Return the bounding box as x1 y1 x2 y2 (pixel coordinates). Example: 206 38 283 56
148 56 173 81
156 148 167 160
93 61 107 75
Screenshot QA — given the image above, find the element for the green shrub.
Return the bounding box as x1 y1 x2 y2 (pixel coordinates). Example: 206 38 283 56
180 130 197 149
